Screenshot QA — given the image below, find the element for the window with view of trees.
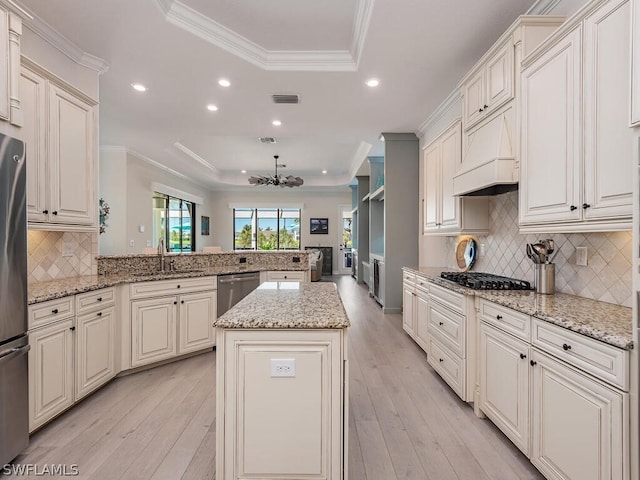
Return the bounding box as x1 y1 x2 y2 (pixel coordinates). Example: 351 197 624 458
153 192 195 252
234 208 300 250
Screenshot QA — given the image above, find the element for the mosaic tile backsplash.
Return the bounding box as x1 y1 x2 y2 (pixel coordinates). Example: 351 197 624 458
446 191 632 307
28 231 98 283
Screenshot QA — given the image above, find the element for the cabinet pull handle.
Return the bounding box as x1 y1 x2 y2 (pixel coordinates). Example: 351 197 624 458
530 360 537 366
70 326 76 331
52 309 59 314
97 297 102 302
97 312 102 317
438 321 444 326
496 315 502 320
42 209 48 214
582 203 591 209
520 353 526 359
570 205 577 211
52 211 58 215
562 343 572 351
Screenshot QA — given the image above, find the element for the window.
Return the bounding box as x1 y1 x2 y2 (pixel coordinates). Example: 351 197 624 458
153 192 195 252
233 208 300 250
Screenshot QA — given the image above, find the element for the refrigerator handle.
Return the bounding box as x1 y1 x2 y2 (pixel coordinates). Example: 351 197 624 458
0 345 30 363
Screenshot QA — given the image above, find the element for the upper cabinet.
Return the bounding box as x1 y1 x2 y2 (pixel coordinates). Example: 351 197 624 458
21 59 98 230
422 120 489 236
631 0 640 125
520 0 633 232
0 1 24 126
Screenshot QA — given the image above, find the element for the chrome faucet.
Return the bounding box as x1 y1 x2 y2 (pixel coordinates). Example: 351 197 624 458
158 238 165 272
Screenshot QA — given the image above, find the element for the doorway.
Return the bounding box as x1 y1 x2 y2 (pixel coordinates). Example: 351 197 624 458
337 205 353 275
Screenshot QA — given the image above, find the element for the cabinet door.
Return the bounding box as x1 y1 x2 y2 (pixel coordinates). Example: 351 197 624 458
48 84 95 225
520 27 582 225
178 291 216 355
463 69 486 129
438 122 462 230
485 41 514 112
21 66 48 222
631 0 640 125
531 350 626 480
131 296 178 367
76 306 116 400
583 0 633 220
422 140 440 232
479 323 530 455
402 285 415 338
29 319 74 431
415 292 429 352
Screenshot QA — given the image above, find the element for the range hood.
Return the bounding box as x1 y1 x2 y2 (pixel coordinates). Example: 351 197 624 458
453 107 518 196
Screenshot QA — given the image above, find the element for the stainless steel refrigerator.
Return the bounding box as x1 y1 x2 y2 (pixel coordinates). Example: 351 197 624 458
0 132 29 465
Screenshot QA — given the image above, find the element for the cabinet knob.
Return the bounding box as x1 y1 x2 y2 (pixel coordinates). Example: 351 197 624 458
97 297 103 302
284 276 288 279
530 360 537 366
439 358 444 363
562 343 572 351
438 321 444 326
52 309 59 314
520 353 526 359
570 205 577 211
478 108 483 113
181 300 184 304
496 315 502 320
70 326 76 331
42 209 49 214
177 285 181 289
483 104 488 109
52 211 58 215
97 312 102 317
174 301 178 305
582 203 591 209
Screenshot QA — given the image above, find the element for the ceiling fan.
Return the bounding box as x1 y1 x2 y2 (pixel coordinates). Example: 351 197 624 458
248 155 304 187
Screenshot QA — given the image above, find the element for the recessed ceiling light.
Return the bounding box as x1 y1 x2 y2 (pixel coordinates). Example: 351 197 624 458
272 120 282 126
322 170 328 174
131 83 147 92
207 104 218 111
241 169 247 174
366 78 380 87
218 78 231 87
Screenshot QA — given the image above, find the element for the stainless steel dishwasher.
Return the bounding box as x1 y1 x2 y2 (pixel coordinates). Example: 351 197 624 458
217 271 261 316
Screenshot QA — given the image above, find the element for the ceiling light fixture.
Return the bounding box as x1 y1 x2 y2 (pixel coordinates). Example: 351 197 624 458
322 170 328 174
366 78 380 87
248 155 304 188
218 78 231 87
207 104 218 111
272 120 282 126
241 169 247 174
131 83 147 92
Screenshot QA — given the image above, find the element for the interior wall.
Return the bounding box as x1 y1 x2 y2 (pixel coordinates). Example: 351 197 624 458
208 189 352 273
99 148 128 255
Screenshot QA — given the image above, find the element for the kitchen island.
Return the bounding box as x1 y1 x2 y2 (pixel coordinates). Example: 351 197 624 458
213 281 350 480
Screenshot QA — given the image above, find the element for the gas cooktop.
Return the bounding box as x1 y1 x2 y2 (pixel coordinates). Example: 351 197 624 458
440 272 532 290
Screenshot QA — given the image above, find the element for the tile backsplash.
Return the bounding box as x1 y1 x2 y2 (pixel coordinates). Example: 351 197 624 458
28 231 98 283
446 191 632 307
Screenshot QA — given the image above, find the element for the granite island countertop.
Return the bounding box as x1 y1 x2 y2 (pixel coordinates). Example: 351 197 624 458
213 282 351 329
403 266 633 350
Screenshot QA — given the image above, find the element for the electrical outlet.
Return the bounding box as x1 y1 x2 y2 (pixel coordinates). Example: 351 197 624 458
479 244 486 257
270 358 295 378
146 240 152 247
292 256 300 263
239 257 247 264
129 240 135 247
62 242 74 257
576 246 588 266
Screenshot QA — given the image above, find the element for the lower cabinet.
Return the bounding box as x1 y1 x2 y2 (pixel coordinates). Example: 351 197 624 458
402 278 416 338
401 269 429 352
131 296 178 367
264 270 307 282
530 349 627 480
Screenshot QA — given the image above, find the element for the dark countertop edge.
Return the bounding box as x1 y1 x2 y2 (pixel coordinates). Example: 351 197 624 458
402 267 634 351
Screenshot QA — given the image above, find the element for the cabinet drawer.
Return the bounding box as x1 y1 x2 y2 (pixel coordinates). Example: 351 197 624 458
429 282 464 314
415 274 429 294
428 301 465 357
28 296 75 330
479 299 530 341
76 287 115 314
402 270 416 284
266 271 306 282
532 318 629 391
428 337 465 399
130 276 216 299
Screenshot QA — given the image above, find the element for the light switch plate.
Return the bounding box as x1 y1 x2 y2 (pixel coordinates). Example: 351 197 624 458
270 358 295 377
576 246 588 266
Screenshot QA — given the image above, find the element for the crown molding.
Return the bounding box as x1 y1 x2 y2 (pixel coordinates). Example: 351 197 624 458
19 5 109 74
526 0 563 15
154 0 373 72
172 142 222 175
346 141 373 182
416 89 462 139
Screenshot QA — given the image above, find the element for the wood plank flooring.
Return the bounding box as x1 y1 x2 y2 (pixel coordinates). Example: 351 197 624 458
10 276 544 479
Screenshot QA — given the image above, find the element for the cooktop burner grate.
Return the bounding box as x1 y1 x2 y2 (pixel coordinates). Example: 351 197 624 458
440 272 532 290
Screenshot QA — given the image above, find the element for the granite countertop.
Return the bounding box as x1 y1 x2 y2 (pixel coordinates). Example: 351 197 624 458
403 266 633 350
28 265 307 305
213 282 351 329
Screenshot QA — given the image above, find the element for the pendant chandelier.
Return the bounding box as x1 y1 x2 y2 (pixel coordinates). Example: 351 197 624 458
248 155 304 187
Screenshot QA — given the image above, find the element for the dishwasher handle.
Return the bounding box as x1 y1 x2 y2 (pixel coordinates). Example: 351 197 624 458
218 276 260 284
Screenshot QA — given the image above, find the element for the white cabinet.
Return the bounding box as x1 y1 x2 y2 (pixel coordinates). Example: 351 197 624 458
402 280 416 338
422 121 489 235
402 269 430 354
631 0 640 125
217 329 346 480
129 277 217 368
0 3 22 125
463 42 514 130
28 318 74 431
520 0 633 232
530 349 627 480
415 286 429 352
21 60 97 229
264 270 307 282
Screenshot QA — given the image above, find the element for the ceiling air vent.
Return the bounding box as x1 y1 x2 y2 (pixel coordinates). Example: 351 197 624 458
272 94 300 104
259 137 277 144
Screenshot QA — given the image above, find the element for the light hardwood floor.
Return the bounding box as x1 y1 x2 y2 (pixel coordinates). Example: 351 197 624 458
10 276 544 479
